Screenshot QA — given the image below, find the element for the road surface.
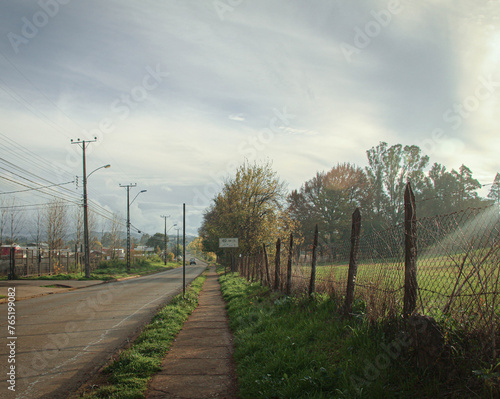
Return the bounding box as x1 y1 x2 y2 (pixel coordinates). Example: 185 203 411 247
0 264 205 399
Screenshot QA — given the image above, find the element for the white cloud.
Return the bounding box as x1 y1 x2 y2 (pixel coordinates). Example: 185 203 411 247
0 0 499 235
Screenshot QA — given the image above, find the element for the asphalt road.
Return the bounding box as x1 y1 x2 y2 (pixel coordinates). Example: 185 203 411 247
0 264 206 399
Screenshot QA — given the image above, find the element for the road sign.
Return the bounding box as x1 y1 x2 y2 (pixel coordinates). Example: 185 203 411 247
219 238 239 248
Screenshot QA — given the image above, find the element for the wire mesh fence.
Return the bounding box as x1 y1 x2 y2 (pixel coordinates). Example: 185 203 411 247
230 184 500 358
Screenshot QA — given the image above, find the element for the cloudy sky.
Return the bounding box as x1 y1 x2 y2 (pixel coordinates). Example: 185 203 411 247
0 0 499 237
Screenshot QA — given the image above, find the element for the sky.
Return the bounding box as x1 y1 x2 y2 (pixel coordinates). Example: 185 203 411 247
0 0 499 238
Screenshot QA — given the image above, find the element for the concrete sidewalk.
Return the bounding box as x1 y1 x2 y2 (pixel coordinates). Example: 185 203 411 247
146 268 239 399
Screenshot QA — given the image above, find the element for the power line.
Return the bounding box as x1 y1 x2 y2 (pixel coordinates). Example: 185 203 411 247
0 180 74 195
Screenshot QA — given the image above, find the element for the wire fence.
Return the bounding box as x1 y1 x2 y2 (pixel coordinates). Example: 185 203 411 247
0 248 102 277
230 183 500 360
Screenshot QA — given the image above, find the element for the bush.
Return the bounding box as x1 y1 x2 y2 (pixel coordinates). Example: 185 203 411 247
98 259 126 269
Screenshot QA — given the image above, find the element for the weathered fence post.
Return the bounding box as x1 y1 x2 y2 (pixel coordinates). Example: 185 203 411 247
309 224 319 297
403 182 418 318
38 249 41 276
344 208 362 316
286 233 294 295
8 247 16 280
274 238 281 291
25 248 29 276
263 243 271 287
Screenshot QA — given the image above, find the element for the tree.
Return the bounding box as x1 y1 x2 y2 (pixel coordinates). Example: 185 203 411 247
74 206 84 251
451 165 482 207
31 209 43 247
0 197 15 245
4 197 24 245
44 199 68 250
200 160 290 255
288 163 368 244
420 163 486 217
140 233 150 245
488 173 500 204
365 142 429 225
145 233 168 250
105 213 124 259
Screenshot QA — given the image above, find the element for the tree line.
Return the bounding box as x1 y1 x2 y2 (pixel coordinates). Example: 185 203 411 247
200 142 499 256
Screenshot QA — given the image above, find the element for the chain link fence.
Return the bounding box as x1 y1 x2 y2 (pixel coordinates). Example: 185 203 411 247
231 185 500 359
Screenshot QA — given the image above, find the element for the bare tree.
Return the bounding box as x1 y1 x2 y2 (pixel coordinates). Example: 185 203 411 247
105 213 123 259
44 199 68 250
74 206 83 252
0 197 10 245
31 209 43 247
88 208 100 251
7 198 25 245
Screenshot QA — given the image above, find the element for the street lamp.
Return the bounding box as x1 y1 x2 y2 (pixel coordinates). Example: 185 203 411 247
83 164 110 278
120 184 147 272
161 215 177 265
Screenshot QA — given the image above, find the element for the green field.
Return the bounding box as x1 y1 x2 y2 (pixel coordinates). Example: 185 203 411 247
266 246 500 330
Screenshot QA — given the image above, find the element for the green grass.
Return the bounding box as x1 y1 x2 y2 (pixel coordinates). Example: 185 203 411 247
219 270 497 398
81 273 207 399
17 259 179 281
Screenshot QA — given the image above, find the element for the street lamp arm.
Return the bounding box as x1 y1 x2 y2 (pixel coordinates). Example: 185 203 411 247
87 164 111 179
130 189 147 206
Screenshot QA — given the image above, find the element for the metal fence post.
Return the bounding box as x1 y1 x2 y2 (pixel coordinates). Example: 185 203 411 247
344 208 361 316
404 182 418 318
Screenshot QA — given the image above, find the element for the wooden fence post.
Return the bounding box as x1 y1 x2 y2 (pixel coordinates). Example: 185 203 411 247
8 247 16 280
344 208 362 316
404 182 418 318
286 233 294 295
274 238 281 291
263 244 271 287
309 224 319 297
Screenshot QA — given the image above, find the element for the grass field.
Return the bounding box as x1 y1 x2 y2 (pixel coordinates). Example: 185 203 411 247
258 244 500 332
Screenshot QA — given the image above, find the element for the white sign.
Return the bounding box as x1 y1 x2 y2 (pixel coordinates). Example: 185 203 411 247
219 238 239 248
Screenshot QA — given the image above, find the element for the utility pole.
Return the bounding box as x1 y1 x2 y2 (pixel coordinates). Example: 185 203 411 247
183 203 186 297
121 184 135 272
160 215 170 265
71 137 97 278
119 185 146 272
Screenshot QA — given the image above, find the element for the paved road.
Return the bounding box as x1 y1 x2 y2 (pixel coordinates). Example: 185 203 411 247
0 265 205 399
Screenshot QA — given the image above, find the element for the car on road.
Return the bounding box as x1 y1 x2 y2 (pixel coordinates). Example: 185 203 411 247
189 258 196 265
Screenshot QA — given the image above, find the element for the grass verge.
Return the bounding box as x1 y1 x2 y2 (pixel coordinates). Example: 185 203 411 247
219 270 498 399
79 273 207 399
17 259 179 281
